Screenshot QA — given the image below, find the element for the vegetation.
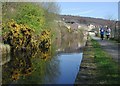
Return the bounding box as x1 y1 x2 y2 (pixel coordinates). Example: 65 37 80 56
2 2 59 55
1 2 60 83
91 39 120 84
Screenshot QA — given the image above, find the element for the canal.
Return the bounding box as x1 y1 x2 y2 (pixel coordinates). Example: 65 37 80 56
2 29 87 85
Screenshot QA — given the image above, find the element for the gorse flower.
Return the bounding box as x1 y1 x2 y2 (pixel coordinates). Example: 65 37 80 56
3 19 34 50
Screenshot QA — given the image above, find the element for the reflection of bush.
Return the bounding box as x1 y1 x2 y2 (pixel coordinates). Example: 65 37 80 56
2 51 60 84
12 69 20 81
16 55 60 84
2 52 34 83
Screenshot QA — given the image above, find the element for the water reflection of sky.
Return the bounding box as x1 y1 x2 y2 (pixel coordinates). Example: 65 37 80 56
55 53 83 84
2 52 83 84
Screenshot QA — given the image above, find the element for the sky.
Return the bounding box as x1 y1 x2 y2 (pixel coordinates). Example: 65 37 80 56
58 2 118 20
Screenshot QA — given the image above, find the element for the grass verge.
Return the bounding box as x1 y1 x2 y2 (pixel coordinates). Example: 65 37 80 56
91 39 120 84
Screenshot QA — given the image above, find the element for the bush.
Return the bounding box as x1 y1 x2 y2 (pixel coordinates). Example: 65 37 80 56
2 2 46 34
3 19 35 50
2 2 59 52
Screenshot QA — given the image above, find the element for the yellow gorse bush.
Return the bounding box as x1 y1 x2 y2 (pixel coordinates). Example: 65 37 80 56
2 19 52 60
2 2 58 59
3 19 34 50
39 30 51 59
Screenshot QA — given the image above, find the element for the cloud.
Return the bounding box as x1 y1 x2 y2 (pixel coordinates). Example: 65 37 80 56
79 10 94 15
62 8 94 15
63 8 82 11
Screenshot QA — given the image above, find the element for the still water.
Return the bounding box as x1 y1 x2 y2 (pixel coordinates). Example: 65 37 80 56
2 51 83 85
55 53 82 84
2 29 86 85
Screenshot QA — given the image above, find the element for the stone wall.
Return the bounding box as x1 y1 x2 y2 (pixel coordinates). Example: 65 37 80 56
0 43 10 55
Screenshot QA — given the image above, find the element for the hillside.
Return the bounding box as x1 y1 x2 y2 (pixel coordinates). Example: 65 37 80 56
60 15 115 26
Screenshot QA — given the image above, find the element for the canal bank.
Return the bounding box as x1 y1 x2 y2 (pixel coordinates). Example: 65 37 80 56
75 36 97 84
75 35 120 85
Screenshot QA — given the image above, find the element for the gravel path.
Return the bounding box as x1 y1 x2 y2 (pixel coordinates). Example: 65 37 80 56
89 32 119 64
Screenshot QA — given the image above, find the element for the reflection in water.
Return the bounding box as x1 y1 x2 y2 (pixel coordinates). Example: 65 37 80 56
55 30 86 54
55 53 83 84
2 52 33 84
2 28 86 85
55 27 86 54
1 54 10 65
2 51 60 84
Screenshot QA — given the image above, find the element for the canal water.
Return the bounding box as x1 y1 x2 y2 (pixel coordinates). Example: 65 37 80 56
2 51 83 85
54 53 83 84
2 30 87 85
